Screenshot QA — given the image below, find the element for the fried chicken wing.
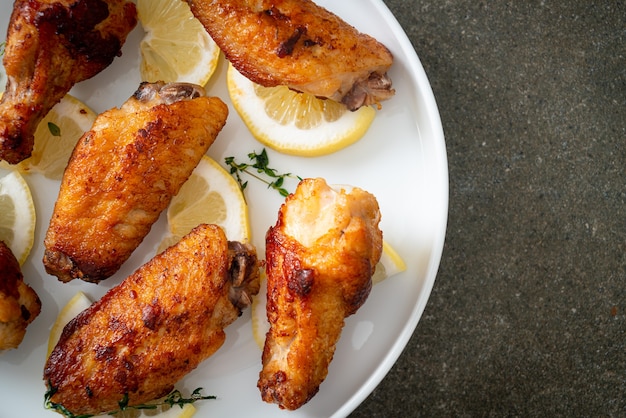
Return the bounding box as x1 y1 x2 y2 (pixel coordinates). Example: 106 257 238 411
185 0 395 110
258 178 383 410
0 241 41 351
44 224 260 416
43 82 229 283
0 0 137 164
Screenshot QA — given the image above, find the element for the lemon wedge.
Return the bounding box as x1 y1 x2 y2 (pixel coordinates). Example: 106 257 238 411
137 0 220 86
251 240 406 349
227 63 376 157
0 169 35 265
158 155 250 253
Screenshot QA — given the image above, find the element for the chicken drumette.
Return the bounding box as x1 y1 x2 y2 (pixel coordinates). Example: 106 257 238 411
259 178 383 409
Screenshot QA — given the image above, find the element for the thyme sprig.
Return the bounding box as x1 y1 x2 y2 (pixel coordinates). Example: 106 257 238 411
0 41 5 56
225 148 301 197
44 384 216 418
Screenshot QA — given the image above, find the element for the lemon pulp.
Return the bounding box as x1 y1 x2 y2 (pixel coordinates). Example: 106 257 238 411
158 156 250 253
137 0 220 86
227 63 376 157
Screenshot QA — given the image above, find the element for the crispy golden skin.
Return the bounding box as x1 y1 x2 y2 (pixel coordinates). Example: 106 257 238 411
44 224 260 416
258 178 383 410
185 0 395 110
0 241 41 351
0 0 137 164
43 82 229 283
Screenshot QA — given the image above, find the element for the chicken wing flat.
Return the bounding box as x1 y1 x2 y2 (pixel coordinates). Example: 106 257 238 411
44 224 260 416
185 0 395 110
258 178 383 410
43 82 229 283
0 241 41 351
0 0 137 164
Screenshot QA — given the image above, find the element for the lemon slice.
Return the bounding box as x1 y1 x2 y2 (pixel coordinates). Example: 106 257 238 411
158 156 250 253
24 95 96 179
0 169 35 265
137 0 220 86
251 240 406 349
0 94 96 180
251 273 268 350
47 291 92 357
227 63 377 157
372 240 407 284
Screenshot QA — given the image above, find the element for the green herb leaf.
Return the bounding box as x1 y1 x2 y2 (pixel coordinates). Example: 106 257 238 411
44 384 215 418
117 393 130 410
225 148 302 198
44 385 92 418
48 121 62 137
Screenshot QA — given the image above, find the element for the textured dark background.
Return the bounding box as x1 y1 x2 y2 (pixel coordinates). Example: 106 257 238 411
352 1 626 416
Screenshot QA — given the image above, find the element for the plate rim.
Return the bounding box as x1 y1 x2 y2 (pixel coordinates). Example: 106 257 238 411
333 1 448 416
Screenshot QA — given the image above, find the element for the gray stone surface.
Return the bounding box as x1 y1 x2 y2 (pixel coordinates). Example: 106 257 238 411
351 1 625 416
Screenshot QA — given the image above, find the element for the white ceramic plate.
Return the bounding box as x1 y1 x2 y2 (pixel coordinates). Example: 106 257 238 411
0 1 447 417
